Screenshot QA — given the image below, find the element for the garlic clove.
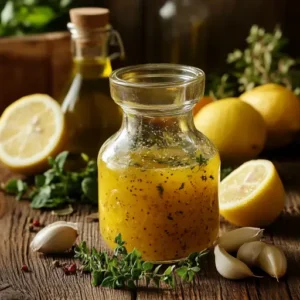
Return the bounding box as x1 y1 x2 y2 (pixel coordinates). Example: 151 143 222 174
237 241 266 267
214 245 256 279
218 227 264 252
30 221 78 254
258 244 287 280
45 221 78 230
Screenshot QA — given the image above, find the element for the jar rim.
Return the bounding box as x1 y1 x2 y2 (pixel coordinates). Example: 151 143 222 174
110 64 205 88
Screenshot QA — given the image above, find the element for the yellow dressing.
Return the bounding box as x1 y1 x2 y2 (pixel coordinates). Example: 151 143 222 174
99 153 220 262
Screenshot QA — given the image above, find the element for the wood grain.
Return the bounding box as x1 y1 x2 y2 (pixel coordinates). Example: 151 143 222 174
0 158 300 300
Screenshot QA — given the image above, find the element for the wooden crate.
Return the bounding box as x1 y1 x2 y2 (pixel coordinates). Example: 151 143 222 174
0 32 72 113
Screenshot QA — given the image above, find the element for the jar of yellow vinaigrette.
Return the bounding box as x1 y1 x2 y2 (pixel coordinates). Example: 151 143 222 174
98 64 220 262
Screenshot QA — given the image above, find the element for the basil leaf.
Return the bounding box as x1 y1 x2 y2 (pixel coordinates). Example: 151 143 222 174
55 151 69 171
81 177 98 204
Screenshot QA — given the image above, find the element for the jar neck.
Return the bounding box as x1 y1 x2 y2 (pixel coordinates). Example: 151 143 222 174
120 109 197 149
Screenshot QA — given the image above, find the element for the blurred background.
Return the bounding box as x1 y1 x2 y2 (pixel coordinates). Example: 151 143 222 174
1 0 300 112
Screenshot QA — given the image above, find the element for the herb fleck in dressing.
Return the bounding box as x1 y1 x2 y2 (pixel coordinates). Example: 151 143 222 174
99 153 220 262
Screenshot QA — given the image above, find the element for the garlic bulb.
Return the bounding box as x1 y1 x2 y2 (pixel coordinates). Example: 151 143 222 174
237 241 266 267
218 227 264 252
214 245 256 279
258 245 287 280
30 221 78 254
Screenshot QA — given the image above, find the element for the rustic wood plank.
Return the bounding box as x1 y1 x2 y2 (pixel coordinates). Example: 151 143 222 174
1 158 300 299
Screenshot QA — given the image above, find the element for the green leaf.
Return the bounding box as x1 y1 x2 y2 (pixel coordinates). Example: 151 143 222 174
1 1 14 25
81 153 89 162
35 175 45 187
30 186 51 208
142 262 153 272
5 179 28 200
55 151 69 171
24 6 55 28
16 180 28 200
176 266 188 279
92 271 104 286
163 265 175 276
101 276 114 288
60 0 72 8
131 268 142 279
24 0 36 5
48 157 55 166
153 264 162 275
4 179 19 194
187 270 195 282
81 177 98 203
44 169 56 185
190 266 200 273
114 233 125 246
131 248 142 259
127 279 136 289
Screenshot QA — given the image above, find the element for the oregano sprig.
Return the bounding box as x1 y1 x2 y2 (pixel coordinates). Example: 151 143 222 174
74 234 208 289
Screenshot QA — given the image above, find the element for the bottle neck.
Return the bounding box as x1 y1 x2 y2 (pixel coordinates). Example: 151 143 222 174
70 27 111 78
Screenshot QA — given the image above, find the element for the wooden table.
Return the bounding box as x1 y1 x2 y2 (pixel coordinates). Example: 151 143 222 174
0 158 300 300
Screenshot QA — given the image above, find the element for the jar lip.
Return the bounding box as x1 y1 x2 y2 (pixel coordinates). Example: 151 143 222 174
110 63 205 88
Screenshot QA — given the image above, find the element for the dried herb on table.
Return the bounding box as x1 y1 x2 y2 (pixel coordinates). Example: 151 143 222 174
2 151 98 209
74 234 208 289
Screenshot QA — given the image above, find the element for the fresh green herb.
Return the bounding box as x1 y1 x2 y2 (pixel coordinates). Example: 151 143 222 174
207 25 300 97
3 178 28 200
3 151 98 209
0 0 76 37
221 167 234 181
196 154 208 166
156 184 164 197
75 234 208 289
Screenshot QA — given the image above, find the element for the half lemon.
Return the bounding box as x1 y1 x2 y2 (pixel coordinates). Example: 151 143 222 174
0 94 65 173
220 159 285 227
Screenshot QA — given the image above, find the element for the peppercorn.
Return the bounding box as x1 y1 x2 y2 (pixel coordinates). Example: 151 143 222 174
68 263 77 273
32 220 40 227
21 265 29 272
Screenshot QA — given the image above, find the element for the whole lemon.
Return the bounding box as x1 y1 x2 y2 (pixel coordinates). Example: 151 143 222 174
240 84 300 148
194 98 267 165
193 96 214 116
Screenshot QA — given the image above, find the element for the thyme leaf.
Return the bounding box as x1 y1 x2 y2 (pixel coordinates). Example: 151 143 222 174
75 234 208 289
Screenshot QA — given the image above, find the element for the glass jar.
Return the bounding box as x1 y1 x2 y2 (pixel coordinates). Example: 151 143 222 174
98 64 220 262
59 8 125 158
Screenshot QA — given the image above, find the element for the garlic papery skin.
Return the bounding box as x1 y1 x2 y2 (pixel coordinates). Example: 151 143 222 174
214 245 256 280
218 227 264 252
258 245 287 280
30 221 78 254
237 241 266 267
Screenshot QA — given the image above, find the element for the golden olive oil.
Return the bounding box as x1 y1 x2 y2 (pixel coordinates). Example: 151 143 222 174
59 57 122 158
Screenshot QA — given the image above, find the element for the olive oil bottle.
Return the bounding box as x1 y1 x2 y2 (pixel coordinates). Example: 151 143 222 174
59 8 124 158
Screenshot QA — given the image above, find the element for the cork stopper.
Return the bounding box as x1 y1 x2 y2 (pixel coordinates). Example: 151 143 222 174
70 7 109 29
